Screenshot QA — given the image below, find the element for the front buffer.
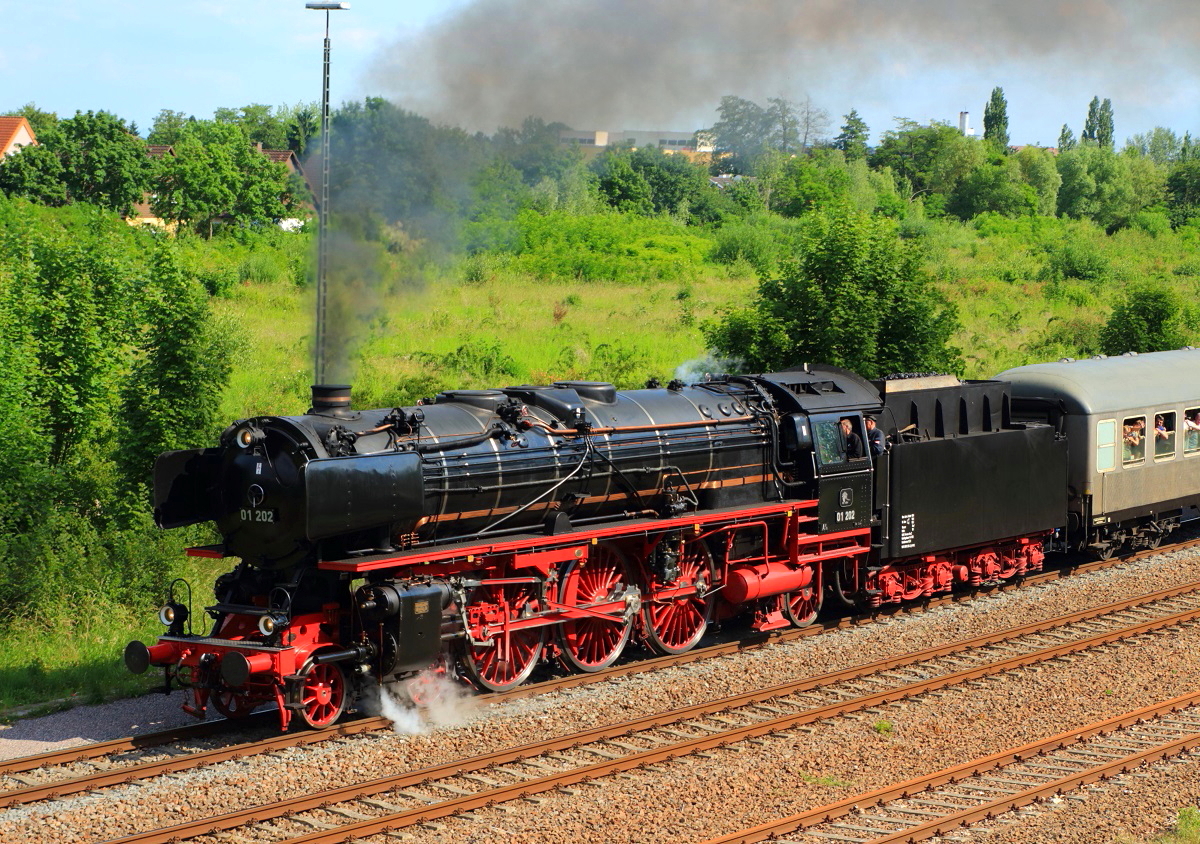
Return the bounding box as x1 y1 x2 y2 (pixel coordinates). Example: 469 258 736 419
125 601 355 729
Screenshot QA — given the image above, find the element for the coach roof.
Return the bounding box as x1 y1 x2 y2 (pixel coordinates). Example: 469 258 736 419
996 348 1200 416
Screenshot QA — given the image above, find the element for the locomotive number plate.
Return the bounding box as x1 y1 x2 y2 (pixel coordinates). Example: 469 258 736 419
240 508 277 523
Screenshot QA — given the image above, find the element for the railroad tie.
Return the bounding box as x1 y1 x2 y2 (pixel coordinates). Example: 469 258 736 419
288 816 337 831
396 789 440 803
322 806 372 821
428 781 474 796
907 797 977 809
877 805 949 817
806 831 875 842
360 798 408 813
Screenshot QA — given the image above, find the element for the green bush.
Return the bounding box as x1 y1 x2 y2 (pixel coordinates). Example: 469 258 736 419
1043 239 1111 283
509 210 711 282
709 223 778 277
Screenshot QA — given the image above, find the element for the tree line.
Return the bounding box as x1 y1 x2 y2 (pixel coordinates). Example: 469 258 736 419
0 104 313 236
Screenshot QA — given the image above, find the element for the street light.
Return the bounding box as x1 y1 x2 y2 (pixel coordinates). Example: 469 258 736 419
306 1 349 385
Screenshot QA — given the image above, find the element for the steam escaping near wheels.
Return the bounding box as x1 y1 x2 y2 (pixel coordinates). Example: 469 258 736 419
361 668 480 735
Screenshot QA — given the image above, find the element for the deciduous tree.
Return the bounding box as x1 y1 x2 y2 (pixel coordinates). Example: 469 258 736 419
983 87 1010 149
833 110 870 161
152 120 292 236
1100 286 1194 354
702 204 961 377
1058 124 1076 152
1 111 152 215
118 243 232 493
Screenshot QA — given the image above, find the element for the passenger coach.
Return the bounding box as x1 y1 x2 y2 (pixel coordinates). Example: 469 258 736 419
1000 348 1200 558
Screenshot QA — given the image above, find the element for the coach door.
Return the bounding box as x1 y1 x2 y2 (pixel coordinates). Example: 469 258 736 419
810 412 874 533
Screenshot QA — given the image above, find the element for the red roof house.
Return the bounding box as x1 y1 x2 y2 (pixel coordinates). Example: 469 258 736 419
0 117 36 158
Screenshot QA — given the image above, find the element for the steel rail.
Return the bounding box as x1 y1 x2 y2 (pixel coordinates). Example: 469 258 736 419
99 595 1200 844
700 690 1200 844
6 576 1195 808
0 711 277 777
0 714 385 809
5 537 1196 800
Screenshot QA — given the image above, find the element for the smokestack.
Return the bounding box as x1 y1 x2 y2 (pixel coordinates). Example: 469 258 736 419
309 384 353 416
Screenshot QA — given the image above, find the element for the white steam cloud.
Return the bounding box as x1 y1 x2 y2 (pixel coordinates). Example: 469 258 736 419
362 669 479 735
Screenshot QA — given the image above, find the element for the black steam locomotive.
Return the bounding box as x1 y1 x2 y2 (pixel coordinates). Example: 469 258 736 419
127 350 1200 730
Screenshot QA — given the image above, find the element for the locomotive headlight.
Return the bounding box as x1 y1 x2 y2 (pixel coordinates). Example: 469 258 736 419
158 602 188 627
258 613 289 637
237 428 255 448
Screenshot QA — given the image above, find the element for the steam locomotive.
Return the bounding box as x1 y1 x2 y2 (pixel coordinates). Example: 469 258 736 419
125 348 1200 729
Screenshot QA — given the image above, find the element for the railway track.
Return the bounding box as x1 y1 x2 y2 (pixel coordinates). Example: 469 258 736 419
703 692 1200 844
7 535 1191 796
3 539 1199 815
43 580 1200 844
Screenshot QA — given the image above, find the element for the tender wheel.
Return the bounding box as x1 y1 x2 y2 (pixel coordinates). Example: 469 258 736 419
461 581 546 692
211 689 259 719
558 543 635 673
296 661 348 728
782 571 822 627
641 539 715 656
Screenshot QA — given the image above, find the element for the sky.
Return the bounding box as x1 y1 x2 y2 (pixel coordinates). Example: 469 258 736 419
5 0 1200 149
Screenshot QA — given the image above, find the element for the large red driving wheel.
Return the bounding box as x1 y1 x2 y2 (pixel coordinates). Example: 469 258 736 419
461 581 545 692
641 539 715 656
296 661 348 728
558 543 635 673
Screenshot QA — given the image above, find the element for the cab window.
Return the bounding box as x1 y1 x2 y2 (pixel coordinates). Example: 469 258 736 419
812 415 867 467
1122 416 1146 466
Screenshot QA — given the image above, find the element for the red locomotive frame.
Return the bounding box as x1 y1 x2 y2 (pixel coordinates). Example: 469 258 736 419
142 498 1046 731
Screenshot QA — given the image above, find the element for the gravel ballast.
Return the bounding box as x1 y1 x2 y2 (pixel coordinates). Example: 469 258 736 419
4 548 1200 843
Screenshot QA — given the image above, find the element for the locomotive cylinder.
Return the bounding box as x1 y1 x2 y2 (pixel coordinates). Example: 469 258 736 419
723 562 815 604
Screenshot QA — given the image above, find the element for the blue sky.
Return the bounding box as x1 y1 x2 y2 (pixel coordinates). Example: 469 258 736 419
6 1 1199 148
3 1 471 133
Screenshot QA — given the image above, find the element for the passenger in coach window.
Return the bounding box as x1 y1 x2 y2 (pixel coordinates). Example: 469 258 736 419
1185 411 1200 450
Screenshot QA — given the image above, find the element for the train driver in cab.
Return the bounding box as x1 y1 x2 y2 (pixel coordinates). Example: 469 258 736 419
840 417 865 459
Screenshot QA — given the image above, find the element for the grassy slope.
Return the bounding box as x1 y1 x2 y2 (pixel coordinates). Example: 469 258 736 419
7 214 1200 717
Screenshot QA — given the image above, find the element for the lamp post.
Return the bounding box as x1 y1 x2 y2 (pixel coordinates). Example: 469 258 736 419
306 1 349 386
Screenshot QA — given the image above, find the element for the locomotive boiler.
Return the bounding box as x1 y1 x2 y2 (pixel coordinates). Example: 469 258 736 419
127 366 1068 730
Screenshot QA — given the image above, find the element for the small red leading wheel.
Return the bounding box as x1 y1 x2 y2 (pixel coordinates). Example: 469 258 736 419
782 575 823 627
210 688 260 719
295 661 348 728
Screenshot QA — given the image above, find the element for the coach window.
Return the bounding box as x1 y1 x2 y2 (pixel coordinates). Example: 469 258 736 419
1186 407 1200 455
1122 415 1146 466
1096 419 1117 472
1154 411 1176 460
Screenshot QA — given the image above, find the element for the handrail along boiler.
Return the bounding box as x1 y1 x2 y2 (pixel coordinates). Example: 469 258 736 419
127 365 1067 729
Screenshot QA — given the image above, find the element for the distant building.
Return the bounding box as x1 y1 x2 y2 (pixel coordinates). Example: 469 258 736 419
958 111 975 138
130 144 176 228
0 116 36 159
559 129 712 159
